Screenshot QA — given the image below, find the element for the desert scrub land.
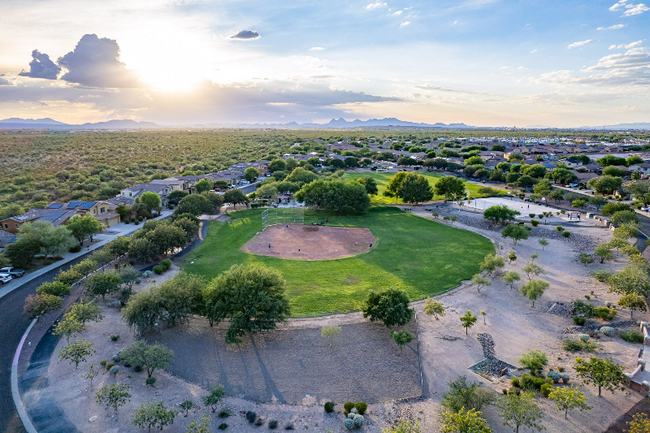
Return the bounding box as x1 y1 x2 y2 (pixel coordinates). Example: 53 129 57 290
181 207 494 316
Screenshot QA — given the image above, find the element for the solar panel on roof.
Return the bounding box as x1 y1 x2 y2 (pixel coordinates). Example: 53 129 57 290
67 201 83 208
79 202 96 210
38 210 68 222
46 203 63 209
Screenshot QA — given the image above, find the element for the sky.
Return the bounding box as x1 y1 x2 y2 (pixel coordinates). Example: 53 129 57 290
0 0 648 127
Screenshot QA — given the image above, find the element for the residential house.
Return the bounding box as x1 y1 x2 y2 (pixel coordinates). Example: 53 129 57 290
629 163 650 177
120 183 174 203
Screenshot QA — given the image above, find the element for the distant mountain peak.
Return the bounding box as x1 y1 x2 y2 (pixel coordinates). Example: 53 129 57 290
0 117 159 129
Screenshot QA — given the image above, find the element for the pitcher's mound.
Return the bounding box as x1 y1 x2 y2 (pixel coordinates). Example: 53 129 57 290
241 224 376 260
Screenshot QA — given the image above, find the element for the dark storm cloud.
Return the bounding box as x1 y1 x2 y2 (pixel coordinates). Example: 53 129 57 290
57 34 140 88
230 30 260 39
18 50 61 80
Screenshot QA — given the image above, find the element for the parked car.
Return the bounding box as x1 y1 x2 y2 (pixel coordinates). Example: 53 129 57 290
0 267 25 277
0 273 13 284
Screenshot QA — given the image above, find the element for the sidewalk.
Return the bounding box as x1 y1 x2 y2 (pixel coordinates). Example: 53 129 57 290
0 211 172 300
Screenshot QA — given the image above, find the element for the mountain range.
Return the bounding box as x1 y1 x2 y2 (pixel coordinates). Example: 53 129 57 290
0 118 159 130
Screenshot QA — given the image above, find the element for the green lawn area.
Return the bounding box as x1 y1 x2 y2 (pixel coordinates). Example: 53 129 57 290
181 207 494 317
342 171 507 204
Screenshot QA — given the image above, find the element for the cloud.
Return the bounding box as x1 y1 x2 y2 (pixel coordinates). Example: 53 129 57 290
400 21 411 27
609 40 643 49
609 0 649 16
366 1 387 10
530 49 538 54
58 34 140 88
230 30 260 40
0 74 12 86
568 39 592 49
393 10 403 15
598 24 627 30
309 47 325 51
18 50 61 80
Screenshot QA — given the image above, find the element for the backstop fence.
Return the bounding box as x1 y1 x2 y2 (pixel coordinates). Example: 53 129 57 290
261 207 305 231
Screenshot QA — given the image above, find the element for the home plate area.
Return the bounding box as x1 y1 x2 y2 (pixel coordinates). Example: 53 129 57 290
241 224 376 260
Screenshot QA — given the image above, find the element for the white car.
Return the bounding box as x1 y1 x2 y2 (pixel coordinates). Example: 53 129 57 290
0 273 13 284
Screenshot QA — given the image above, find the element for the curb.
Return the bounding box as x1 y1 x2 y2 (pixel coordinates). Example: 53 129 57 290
11 318 38 433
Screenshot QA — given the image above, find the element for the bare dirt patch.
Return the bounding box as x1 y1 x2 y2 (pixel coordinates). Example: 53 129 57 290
241 224 376 260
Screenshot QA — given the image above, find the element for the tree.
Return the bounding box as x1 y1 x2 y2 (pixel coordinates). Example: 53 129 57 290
501 224 529 245
472 274 491 293
611 210 639 226
244 167 260 183
202 384 225 413
5 238 41 268
618 293 647 318
321 325 341 347
357 177 379 195
385 172 408 203
400 173 434 204
86 271 122 299
480 254 505 276
483 205 520 225
132 400 177 432
121 340 174 378
588 196 608 209
268 159 286 172
480 310 487 324
424 298 445 319
574 356 628 396
602 202 632 216
579 253 594 266
522 261 545 280
194 178 212 193
496 391 544 433
59 339 95 369
176 194 213 216
82 364 99 390
382 419 421 433
594 244 613 264
223 189 248 209
538 237 549 250
518 280 549 307
140 192 162 214
460 311 477 335
96 383 131 415
588 176 623 195
391 330 415 352
503 271 521 290
441 375 495 413
256 183 278 201
434 176 467 201
613 223 639 239
518 349 548 373
53 313 86 341
549 168 577 186
37 281 72 297
146 224 188 256
439 408 493 433
168 190 188 205
627 413 650 433
203 264 290 344
66 215 102 246
129 237 157 263
122 290 163 333
362 289 414 327
608 265 650 298
186 415 212 433
548 385 590 419
109 236 131 260
23 293 62 321
508 251 517 262
19 220 76 258
284 167 319 185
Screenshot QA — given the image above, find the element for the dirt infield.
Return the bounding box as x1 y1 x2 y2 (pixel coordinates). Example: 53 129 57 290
241 224 376 260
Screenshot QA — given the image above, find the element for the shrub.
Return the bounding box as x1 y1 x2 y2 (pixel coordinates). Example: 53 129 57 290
218 423 228 430
36 281 72 297
589 270 613 283
100 360 107 367
112 353 121 362
529 213 535 218
146 377 156 386
600 326 616 336
344 418 355 430
573 316 586 326
540 383 553 397
560 374 570 383
556 225 564 231
106 363 114 371
246 411 256 423
511 377 520 388
70 245 82 253
597 307 617 321
562 338 598 352
110 335 120 341
520 374 545 391
218 409 231 418
621 330 645 343
353 414 364 428
578 334 590 342
572 300 596 317
355 402 367 415
109 366 119 375
284 422 295 430
269 420 278 429
133 365 143 373
344 402 355 414
530 219 539 227
152 265 163 275
254 417 264 426
350 408 358 415
161 259 172 270
563 231 571 237
324 402 335 413
547 371 561 383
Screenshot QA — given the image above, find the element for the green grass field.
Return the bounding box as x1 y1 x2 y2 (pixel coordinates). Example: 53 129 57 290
181 207 494 316
342 171 507 204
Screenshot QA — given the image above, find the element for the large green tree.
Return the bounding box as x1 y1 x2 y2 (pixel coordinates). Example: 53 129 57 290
121 340 174 378
574 356 628 396
140 191 162 214
483 205 520 225
400 173 434 204
362 289 414 327
86 271 122 299
501 224 529 245
434 176 467 201
223 189 248 209
496 391 544 433
65 215 102 246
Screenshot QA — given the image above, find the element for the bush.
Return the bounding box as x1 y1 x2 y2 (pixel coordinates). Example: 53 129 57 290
254 417 264 426
112 353 121 362
520 374 545 391
100 360 107 367
562 338 598 352
511 377 520 388
529 213 535 218
355 402 367 415
69 244 82 253
133 365 143 373
152 265 163 275
344 419 355 430
563 231 571 237
561 374 570 383
547 371 561 383
600 326 616 336
530 219 539 227
218 409 231 418
344 402 355 414
246 411 256 423
556 225 564 231
540 383 553 397
146 377 156 386
106 363 114 371
218 423 228 430
572 300 596 317
578 334 590 342
589 270 613 283
36 281 72 297
621 330 645 343
161 259 172 270
284 422 294 430
110 334 120 341
597 307 617 321
109 365 119 374
269 420 278 429
353 415 364 428
573 316 586 326
324 402 335 413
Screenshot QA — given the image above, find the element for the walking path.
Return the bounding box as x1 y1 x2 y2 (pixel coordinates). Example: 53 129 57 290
0 211 171 301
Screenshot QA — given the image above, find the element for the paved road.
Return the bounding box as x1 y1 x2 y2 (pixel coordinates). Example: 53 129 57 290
0 253 94 433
